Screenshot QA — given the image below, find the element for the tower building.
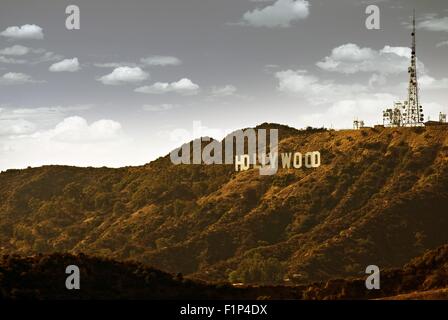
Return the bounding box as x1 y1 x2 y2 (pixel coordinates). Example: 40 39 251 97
383 11 424 127
402 10 424 126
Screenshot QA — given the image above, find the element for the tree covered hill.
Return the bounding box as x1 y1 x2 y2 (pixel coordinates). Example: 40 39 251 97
1 244 448 299
0 123 447 285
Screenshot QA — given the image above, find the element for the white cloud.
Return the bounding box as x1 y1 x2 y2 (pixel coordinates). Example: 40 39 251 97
93 62 138 68
0 119 36 136
417 17 448 32
135 78 200 95
211 85 237 97
316 43 423 74
0 45 30 56
98 67 149 85
0 105 95 139
275 69 367 105
298 93 399 129
142 104 179 111
330 43 375 61
0 116 143 170
0 56 27 64
49 58 80 72
417 75 448 90
0 72 41 85
0 47 62 65
47 116 122 143
32 51 64 65
0 24 44 39
241 0 310 28
140 55 182 66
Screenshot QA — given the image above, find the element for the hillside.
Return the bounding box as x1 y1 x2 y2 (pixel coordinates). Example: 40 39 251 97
0 123 448 285
1 244 448 299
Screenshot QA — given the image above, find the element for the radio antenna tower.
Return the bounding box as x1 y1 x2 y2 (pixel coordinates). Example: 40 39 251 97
403 10 424 126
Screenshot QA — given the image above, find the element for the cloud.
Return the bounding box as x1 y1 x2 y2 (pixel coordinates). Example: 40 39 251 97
210 85 237 97
33 51 64 64
0 104 93 124
275 69 367 105
135 78 200 95
0 45 30 56
417 17 448 32
140 55 182 66
0 105 94 139
142 104 179 111
0 56 27 64
0 24 44 39
0 72 41 85
0 119 36 136
0 47 62 65
316 43 424 74
298 93 399 129
47 116 122 143
241 0 310 28
0 116 137 170
98 67 149 85
309 97 448 129
49 58 80 72
93 62 138 68
417 75 448 90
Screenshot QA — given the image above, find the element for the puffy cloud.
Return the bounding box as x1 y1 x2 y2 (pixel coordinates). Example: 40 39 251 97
0 24 44 39
0 116 142 170
49 58 80 72
0 45 30 56
48 116 122 143
316 43 424 74
326 43 375 61
211 85 237 97
417 17 448 32
0 72 41 85
140 55 182 66
135 78 200 95
98 67 149 85
241 0 310 28
275 69 367 105
0 105 95 138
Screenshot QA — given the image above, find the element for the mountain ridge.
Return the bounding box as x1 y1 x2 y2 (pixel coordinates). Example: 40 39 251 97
1 123 447 285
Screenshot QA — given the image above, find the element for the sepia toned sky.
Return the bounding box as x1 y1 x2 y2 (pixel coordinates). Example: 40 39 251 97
1 0 447 170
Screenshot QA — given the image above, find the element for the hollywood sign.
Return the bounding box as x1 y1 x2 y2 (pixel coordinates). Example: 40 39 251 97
170 128 321 175
235 151 320 173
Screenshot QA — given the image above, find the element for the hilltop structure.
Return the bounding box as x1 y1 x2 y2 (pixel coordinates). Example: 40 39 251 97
383 11 425 127
353 118 365 130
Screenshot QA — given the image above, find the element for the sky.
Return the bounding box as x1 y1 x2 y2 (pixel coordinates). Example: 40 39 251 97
0 0 447 170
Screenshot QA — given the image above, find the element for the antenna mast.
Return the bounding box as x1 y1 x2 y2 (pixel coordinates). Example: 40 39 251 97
403 10 424 126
